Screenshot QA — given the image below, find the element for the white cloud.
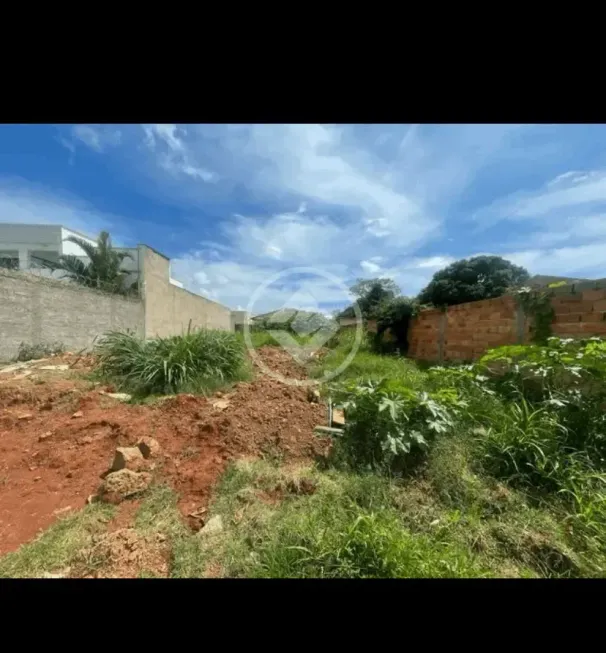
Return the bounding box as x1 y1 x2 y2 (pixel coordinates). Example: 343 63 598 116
71 125 122 153
236 124 434 249
506 242 606 278
413 256 455 269
360 259 382 274
141 124 217 184
142 124 184 153
474 170 606 226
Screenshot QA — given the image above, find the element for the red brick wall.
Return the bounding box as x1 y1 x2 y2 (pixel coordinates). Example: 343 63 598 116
551 287 606 337
443 296 518 362
407 284 606 362
407 308 442 361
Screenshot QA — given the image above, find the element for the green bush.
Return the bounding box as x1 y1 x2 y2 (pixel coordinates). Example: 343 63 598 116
327 378 464 473
94 329 249 396
475 338 606 468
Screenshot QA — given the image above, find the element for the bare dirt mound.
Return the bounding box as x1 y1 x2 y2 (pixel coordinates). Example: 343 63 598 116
0 347 329 555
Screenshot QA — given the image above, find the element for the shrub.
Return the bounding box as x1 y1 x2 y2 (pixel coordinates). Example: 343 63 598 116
327 378 464 473
16 341 65 362
94 329 248 396
475 338 606 468
478 398 567 490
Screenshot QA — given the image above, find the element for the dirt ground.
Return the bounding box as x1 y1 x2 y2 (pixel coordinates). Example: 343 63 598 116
0 346 328 558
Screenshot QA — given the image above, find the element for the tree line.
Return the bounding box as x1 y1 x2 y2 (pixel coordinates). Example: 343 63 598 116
339 255 530 353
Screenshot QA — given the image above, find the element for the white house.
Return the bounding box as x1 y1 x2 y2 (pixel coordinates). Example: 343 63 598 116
0 223 183 289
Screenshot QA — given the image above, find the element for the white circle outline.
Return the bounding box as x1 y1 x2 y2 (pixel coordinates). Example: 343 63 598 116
243 266 363 387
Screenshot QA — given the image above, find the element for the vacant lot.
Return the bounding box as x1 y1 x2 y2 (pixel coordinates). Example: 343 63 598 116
1 331 605 578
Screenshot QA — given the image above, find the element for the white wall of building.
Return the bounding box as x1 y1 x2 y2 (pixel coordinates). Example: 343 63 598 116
0 224 141 289
60 227 97 255
0 224 62 269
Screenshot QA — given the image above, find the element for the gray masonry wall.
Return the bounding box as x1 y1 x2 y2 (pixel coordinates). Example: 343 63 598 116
0 268 144 361
139 245 233 337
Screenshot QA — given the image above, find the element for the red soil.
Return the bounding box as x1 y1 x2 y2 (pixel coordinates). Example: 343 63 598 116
0 347 329 556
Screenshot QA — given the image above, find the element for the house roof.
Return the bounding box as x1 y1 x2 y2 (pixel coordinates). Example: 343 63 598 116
251 308 301 321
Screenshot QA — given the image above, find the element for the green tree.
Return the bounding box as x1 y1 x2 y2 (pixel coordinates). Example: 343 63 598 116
340 278 401 320
417 256 529 307
37 231 136 295
375 296 416 352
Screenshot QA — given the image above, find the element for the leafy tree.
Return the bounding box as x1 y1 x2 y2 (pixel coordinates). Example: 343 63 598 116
35 231 136 295
417 256 529 307
340 278 401 320
375 296 417 353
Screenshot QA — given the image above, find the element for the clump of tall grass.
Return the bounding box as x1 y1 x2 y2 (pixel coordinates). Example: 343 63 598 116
94 329 250 396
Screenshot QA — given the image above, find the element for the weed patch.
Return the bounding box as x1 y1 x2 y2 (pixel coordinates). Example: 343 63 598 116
94 329 251 397
0 504 115 578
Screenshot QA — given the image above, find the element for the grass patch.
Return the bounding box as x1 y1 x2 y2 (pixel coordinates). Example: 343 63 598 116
311 330 425 387
94 329 251 397
0 503 115 578
133 484 210 578
193 444 606 578
196 461 489 578
236 329 317 350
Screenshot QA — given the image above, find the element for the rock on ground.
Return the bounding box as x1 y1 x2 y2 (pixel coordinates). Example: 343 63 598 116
198 515 223 538
100 391 132 402
98 469 152 504
110 447 146 473
136 437 162 459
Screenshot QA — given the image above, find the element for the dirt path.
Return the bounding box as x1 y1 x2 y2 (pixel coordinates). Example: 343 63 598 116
0 347 328 556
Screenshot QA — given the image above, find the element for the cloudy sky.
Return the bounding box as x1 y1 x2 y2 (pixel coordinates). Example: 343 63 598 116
1 124 606 313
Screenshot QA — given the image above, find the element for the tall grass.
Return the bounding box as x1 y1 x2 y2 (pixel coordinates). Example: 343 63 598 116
312 329 425 387
194 461 488 578
236 329 316 350
94 329 250 396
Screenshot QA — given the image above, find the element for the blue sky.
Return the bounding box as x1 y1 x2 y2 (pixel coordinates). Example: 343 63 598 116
2 123 606 313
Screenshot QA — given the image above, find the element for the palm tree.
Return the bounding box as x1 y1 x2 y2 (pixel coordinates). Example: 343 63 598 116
36 231 136 294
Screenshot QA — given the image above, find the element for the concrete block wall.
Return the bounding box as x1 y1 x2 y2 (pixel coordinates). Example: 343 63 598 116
407 308 443 361
408 280 606 363
443 296 519 361
0 268 143 361
551 286 606 337
139 245 232 338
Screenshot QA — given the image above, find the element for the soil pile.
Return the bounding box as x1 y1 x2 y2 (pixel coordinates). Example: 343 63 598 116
0 347 329 555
